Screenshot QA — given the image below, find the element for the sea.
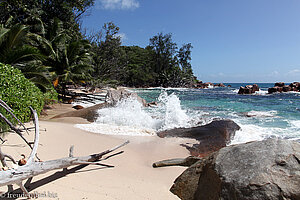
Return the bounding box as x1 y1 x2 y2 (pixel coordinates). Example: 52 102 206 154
75 83 300 144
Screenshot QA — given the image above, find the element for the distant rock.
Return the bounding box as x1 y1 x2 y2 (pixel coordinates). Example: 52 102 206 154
275 82 285 87
157 120 240 157
192 82 227 89
268 82 300 94
283 85 291 92
238 84 259 94
214 83 225 87
171 139 300 200
268 86 278 94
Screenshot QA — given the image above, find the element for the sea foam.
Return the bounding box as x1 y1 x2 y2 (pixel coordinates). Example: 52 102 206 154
75 91 198 136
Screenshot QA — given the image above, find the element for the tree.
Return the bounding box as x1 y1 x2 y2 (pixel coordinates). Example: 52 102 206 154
148 32 180 86
90 22 127 84
0 0 94 39
0 24 51 91
178 43 195 85
121 46 156 87
46 38 94 94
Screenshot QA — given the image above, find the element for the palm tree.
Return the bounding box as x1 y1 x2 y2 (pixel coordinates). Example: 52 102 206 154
47 39 94 94
0 23 51 91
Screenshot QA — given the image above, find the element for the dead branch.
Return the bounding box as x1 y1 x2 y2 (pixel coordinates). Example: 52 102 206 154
0 99 129 196
0 100 28 134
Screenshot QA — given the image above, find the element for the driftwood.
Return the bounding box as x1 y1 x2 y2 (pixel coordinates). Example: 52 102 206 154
0 99 129 197
153 156 202 168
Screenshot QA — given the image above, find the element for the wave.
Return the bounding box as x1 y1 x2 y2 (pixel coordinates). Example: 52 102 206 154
245 110 277 118
75 91 201 136
254 90 268 95
289 120 300 129
74 88 300 142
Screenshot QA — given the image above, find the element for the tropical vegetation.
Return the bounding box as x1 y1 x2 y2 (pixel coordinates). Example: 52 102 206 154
0 63 45 132
0 0 197 125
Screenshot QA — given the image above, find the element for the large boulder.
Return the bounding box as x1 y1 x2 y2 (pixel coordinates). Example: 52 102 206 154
283 85 292 92
171 139 300 200
268 82 300 94
238 84 259 94
157 120 240 157
106 88 147 106
290 82 300 92
275 82 285 87
268 87 278 94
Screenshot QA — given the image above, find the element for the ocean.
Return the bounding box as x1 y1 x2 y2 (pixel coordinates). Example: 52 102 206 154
75 83 300 144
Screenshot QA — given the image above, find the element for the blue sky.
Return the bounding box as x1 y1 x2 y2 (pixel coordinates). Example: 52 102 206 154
82 0 300 83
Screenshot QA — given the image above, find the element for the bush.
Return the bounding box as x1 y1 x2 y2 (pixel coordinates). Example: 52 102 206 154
43 87 58 105
0 63 45 130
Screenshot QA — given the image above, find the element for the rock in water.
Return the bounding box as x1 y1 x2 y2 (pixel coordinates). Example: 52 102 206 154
238 84 260 94
171 139 300 200
157 120 240 157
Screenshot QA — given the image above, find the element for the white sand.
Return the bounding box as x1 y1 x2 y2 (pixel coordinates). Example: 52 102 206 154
0 115 190 199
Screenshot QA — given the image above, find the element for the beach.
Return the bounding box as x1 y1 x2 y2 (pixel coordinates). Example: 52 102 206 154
0 103 190 200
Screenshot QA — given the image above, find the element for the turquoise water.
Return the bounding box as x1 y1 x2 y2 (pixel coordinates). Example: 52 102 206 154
135 83 300 143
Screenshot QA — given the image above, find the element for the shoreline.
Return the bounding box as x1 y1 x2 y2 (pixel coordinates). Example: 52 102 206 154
0 103 191 199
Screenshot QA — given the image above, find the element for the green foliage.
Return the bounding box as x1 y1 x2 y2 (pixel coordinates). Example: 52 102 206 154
46 37 94 92
0 0 196 90
0 24 52 91
121 46 156 87
0 63 44 127
90 22 127 83
0 0 94 38
147 33 196 87
43 87 58 105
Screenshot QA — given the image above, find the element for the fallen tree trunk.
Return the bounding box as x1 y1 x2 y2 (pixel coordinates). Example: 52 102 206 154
0 141 129 187
0 99 129 197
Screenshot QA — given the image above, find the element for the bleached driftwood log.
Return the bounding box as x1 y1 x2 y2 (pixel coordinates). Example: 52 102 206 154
0 100 129 197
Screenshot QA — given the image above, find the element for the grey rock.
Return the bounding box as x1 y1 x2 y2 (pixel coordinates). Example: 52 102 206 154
171 139 300 200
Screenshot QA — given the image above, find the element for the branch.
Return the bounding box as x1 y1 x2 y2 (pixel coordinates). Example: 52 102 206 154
0 112 33 150
0 141 130 187
27 107 40 164
0 100 28 134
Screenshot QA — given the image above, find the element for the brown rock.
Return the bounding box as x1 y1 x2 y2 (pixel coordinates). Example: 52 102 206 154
252 84 259 92
238 84 260 94
157 120 240 157
275 82 285 87
277 86 283 93
283 86 291 92
268 87 278 94
72 105 84 110
214 83 225 87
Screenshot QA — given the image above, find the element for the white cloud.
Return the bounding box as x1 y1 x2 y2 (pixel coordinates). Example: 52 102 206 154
114 33 127 42
271 70 279 76
97 0 140 10
286 69 300 76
